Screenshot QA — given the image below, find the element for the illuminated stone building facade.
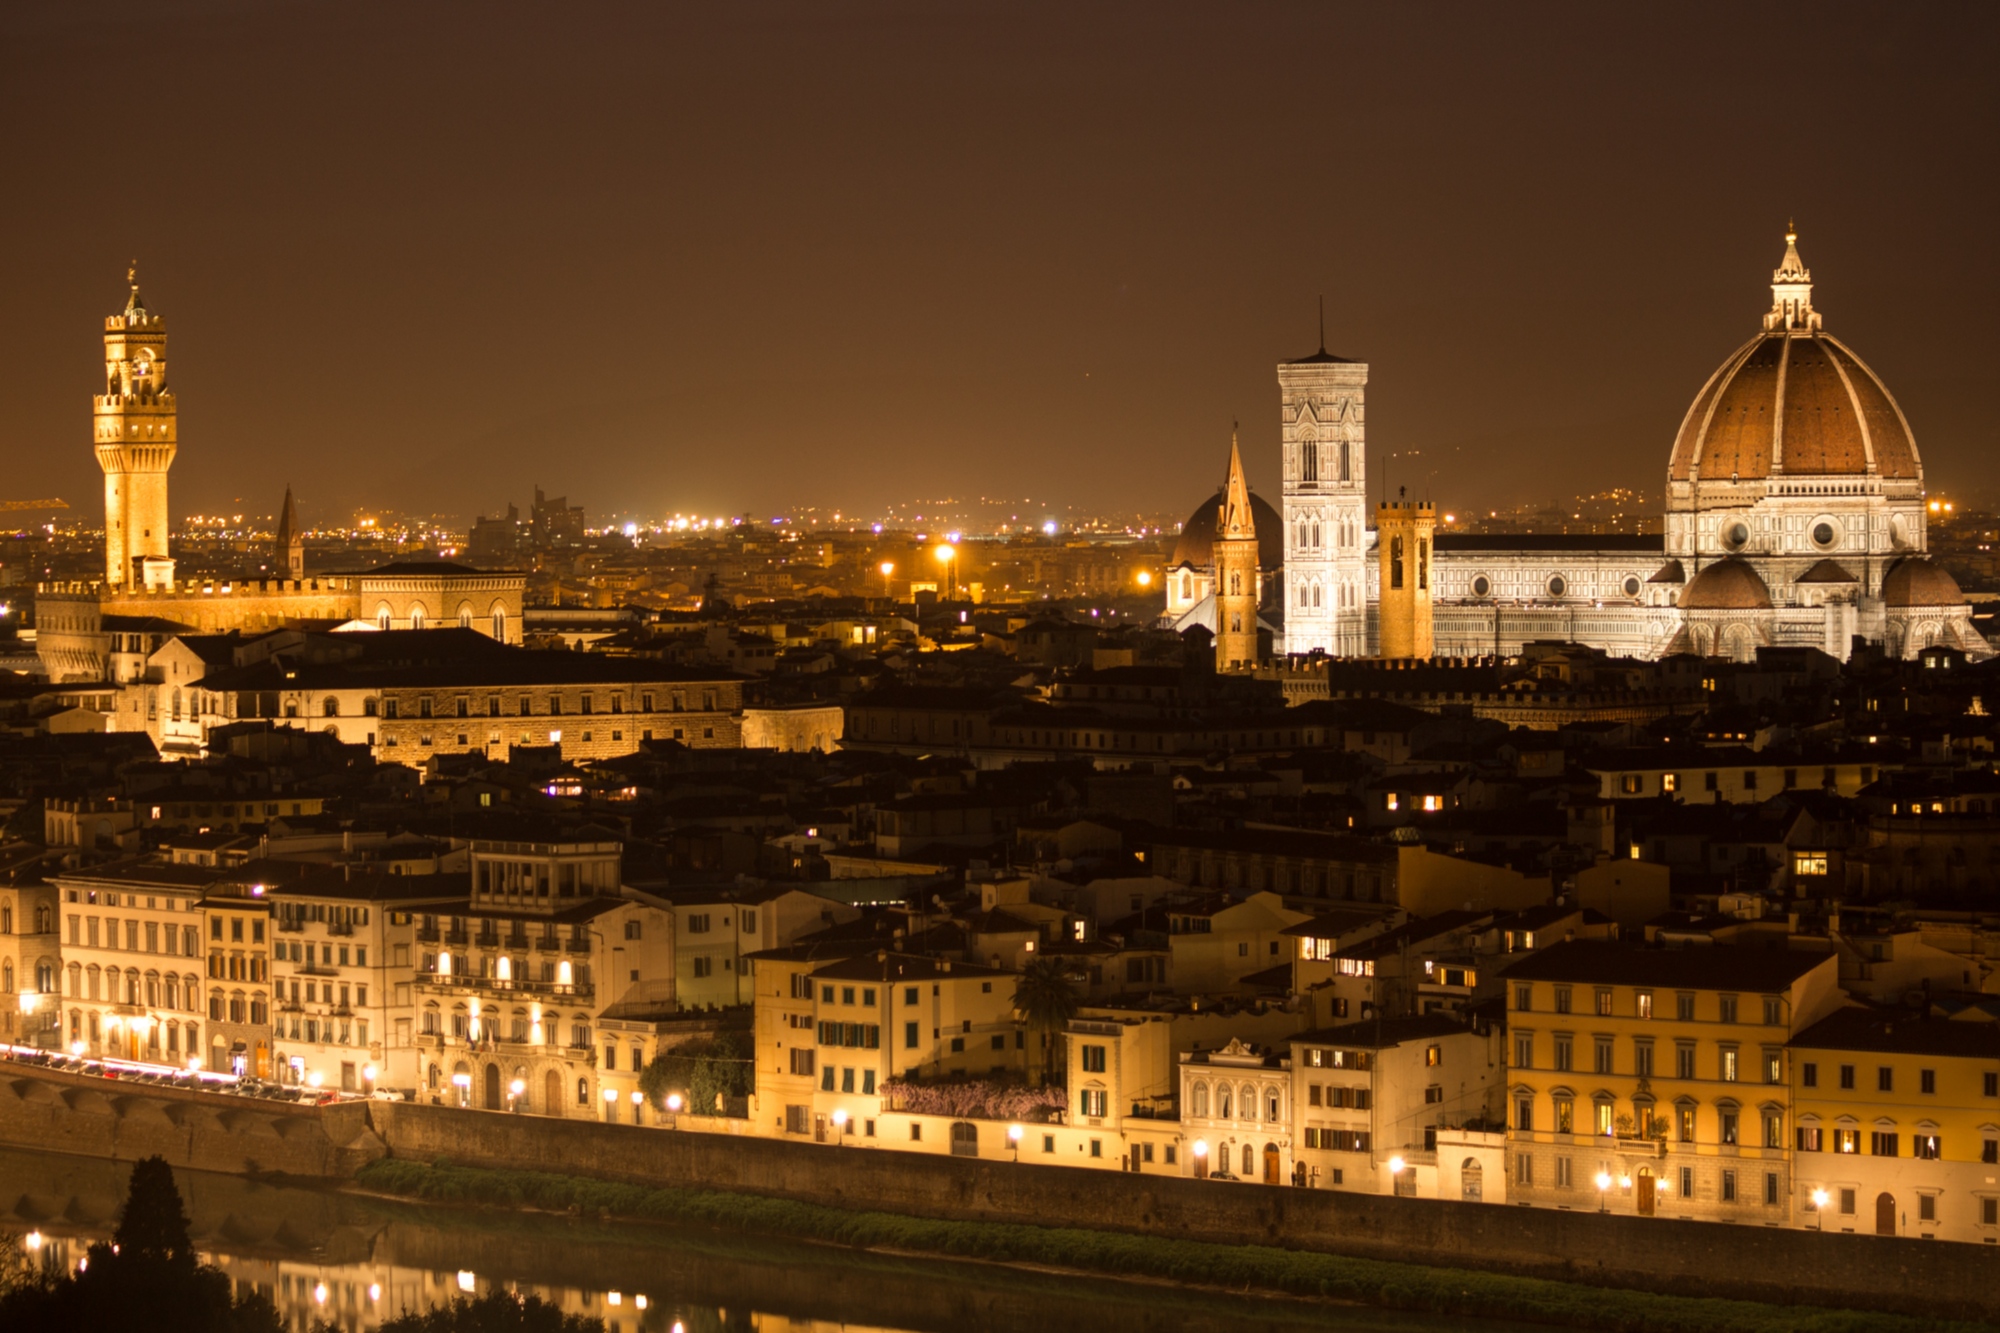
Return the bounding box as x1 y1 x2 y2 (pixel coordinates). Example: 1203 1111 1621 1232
1167 230 1979 664
37 279 525 685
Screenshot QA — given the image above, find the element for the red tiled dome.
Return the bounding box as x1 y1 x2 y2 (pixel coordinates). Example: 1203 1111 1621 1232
1679 558 1772 611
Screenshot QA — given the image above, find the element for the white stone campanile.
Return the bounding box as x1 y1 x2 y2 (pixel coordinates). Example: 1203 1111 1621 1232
1279 319 1368 656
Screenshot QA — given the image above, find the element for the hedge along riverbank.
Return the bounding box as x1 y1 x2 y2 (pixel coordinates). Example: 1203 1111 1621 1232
350 1159 1989 1333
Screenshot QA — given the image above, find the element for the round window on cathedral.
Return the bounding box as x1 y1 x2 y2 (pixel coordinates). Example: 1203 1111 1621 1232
1547 574 1567 598
1471 575 1492 598
1723 521 1750 550
1622 575 1642 598
1812 520 1836 548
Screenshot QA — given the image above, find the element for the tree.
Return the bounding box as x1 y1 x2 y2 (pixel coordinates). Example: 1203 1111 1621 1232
0 1156 283 1333
351 1290 602 1333
1012 957 1079 1086
638 1033 751 1116
115 1156 194 1268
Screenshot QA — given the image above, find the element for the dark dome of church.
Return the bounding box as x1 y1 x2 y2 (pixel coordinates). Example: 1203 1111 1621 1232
1170 491 1283 572
1679 558 1772 611
1881 558 1965 608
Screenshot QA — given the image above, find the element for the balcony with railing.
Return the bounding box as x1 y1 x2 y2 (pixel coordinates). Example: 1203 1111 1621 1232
416 971 593 1000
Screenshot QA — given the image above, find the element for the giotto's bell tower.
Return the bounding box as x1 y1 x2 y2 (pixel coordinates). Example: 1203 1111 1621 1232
96 269 176 587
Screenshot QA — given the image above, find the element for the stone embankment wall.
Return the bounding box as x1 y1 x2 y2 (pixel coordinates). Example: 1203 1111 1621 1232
0 1062 1988 1323
0 1064 383 1179
370 1100 1997 1322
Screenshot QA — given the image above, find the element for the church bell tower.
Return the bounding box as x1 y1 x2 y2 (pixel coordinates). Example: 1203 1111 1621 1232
1279 305 1369 656
96 269 176 587
1214 431 1262 671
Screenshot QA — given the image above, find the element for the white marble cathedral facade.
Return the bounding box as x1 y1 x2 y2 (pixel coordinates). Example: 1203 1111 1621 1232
1169 228 1982 665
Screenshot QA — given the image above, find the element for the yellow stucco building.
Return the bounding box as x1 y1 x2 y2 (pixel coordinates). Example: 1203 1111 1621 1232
1501 940 1843 1223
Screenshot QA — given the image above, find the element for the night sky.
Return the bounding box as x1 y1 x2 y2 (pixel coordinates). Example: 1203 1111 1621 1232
2 3 1994 527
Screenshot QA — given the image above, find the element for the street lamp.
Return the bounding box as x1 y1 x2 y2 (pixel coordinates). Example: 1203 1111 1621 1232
878 561 894 599
602 1086 618 1121
631 1090 645 1125
665 1091 683 1129
1811 1187 1830 1231
451 1072 471 1108
1594 1171 1613 1213
933 544 956 599
1135 570 1152 589
831 1108 848 1144
509 1078 525 1113
1192 1139 1209 1180
1008 1123 1024 1161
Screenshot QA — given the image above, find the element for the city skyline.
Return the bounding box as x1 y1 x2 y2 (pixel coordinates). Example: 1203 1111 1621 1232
1 3 1994 522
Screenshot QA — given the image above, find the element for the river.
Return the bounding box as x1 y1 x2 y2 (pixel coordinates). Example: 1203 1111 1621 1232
0 1147 1532 1333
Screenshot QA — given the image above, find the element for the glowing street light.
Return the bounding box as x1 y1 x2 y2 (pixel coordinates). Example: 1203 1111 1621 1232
1192 1139 1209 1180
1811 1187 1830 1231
509 1078 525 1113
1008 1123 1024 1161
831 1108 848 1144
1135 570 1152 588
933 544 957 599
1595 1171 1613 1212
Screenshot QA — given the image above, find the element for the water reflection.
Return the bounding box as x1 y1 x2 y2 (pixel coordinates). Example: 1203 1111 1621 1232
0 1148 1520 1333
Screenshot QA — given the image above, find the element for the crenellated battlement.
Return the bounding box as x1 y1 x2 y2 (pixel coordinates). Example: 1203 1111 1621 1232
39 577 357 598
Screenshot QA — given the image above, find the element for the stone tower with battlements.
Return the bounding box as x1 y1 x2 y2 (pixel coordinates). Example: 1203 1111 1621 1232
1279 312 1369 657
1214 431 1262 671
95 270 177 588
1376 499 1435 659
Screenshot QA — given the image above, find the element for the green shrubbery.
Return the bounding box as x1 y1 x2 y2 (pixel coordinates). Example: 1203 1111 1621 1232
352 1159 1982 1333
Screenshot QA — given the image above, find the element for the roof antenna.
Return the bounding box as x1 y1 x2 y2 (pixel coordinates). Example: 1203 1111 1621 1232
1318 295 1326 355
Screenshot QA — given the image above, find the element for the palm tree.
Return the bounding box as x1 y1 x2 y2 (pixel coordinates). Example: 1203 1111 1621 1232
1012 957 1079 1086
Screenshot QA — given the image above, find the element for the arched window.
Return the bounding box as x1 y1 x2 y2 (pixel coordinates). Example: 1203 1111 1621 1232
493 607 507 640
323 697 340 717
410 606 426 630
1241 1084 1257 1121
1240 1144 1254 1176
35 905 49 933
1390 536 1405 590
1 960 11 991
1217 1086 1232 1120
1339 440 1351 482
1461 1158 1484 1201
458 605 473 629
1191 1082 1209 1117
377 606 392 631
1301 440 1318 483
1179 574 1191 601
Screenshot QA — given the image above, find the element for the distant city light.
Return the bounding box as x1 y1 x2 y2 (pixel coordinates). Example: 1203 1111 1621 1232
1042 520 1058 535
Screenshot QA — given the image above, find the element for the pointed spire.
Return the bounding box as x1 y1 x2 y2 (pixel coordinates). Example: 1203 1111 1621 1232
1317 295 1326 355
1764 221 1820 332
125 260 147 317
1220 427 1255 539
276 484 300 547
